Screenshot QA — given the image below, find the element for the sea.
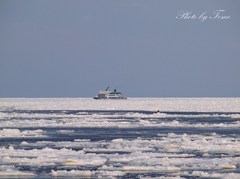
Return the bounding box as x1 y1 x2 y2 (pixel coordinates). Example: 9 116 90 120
0 98 240 179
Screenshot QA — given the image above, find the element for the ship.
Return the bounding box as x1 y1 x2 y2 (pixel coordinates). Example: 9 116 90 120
93 87 127 99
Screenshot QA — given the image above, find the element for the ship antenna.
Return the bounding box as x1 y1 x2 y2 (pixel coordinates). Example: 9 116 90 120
106 86 110 91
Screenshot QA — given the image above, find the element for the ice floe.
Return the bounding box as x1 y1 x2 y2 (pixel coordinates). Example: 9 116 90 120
0 129 46 138
0 116 239 129
51 170 93 177
0 165 36 177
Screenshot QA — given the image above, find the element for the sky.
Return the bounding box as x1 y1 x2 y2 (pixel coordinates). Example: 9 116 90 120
0 0 240 97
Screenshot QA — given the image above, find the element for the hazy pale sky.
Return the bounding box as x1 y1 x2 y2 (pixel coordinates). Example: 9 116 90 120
0 0 240 97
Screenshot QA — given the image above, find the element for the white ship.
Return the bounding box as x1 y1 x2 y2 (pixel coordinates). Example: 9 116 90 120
93 87 127 99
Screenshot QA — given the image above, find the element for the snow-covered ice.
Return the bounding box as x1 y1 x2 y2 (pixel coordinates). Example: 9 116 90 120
0 98 240 178
1 98 240 112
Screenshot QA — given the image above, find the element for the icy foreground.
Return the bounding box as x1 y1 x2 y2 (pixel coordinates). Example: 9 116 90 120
0 98 240 178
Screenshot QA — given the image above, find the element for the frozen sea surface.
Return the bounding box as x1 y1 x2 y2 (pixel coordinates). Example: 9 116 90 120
0 98 240 178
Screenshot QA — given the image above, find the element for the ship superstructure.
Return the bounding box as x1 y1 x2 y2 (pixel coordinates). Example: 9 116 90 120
93 87 127 99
